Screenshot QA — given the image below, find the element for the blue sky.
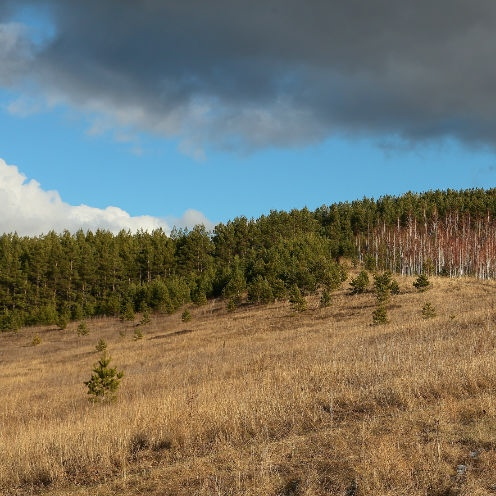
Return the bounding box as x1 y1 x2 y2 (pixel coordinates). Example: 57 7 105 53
1 1 496 235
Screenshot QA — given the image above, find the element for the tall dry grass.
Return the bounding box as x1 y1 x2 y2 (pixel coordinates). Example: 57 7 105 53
1 276 496 495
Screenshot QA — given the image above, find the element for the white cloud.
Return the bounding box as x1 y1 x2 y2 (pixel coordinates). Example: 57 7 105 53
167 209 215 232
0 158 213 236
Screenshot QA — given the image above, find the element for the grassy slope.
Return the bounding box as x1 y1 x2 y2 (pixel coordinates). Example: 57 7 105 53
2 276 496 495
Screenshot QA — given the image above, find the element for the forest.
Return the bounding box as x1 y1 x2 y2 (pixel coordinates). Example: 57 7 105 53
2 187 496 330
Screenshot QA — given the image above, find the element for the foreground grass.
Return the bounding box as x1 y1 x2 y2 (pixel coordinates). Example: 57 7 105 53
1 276 496 495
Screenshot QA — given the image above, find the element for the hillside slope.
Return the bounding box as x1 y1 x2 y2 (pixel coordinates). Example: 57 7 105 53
1 275 496 495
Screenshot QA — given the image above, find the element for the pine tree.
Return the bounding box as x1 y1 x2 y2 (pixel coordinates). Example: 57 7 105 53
84 352 124 401
372 272 398 325
319 289 332 308
95 338 107 352
247 275 274 305
77 320 89 336
414 273 431 292
372 305 389 325
289 284 307 312
421 302 436 319
374 272 393 304
349 270 370 294
121 301 135 321
181 309 192 322
222 262 246 307
139 307 151 326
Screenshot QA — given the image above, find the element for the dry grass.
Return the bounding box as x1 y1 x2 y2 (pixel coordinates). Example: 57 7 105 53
2 276 496 495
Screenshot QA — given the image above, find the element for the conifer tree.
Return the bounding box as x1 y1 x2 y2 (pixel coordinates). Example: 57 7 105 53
139 307 151 326
319 289 332 308
349 270 370 294
289 284 307 312
372 305 389 325
77 320 89 336
222 262 246 308
84 352 124 401
372 272 397 325
421 302 436 319
247 275 274 305
181 309 192 322
374 272 393 304
95 338 107 352
414 273 431 292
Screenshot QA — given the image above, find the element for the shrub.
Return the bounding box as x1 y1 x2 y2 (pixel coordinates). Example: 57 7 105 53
32 334 42 346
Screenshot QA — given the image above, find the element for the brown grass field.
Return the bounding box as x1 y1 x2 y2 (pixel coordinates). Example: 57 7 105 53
2 275 496 495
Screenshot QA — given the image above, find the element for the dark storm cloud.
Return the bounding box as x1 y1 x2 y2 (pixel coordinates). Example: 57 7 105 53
3 0 496 151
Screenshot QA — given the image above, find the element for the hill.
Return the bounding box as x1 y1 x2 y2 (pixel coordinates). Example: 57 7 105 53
2 274 496 495
4 188 496 331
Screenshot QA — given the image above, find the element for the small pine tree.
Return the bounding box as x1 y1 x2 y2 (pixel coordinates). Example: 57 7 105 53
139 308 151 326
390 279 400 295
77 320 89 336
349 270 370 294
121 301 135 322
84 352 124 401
95 338 107 352
374 272 393 304
319 289 332 308
133 328 144 341
364 255 376 272
226 297 237 312
421 302 436 319
372 305 389 325
32 334 42 346
247 275 275 305
57 313 70 330
222 267 246 308
289 284 307 312
181 309 192 322
193 290 208 306
414 274 431 292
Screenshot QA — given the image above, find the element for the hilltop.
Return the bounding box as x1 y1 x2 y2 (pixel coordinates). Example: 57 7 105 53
4 188 496 332
2 274 496 495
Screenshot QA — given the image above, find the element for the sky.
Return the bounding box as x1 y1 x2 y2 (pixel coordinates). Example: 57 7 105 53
1 0 496 236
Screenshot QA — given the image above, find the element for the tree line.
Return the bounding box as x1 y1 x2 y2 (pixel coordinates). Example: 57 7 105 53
2 187 496 329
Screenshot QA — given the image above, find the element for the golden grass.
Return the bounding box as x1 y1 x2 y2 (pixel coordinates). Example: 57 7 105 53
2 276 496 495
